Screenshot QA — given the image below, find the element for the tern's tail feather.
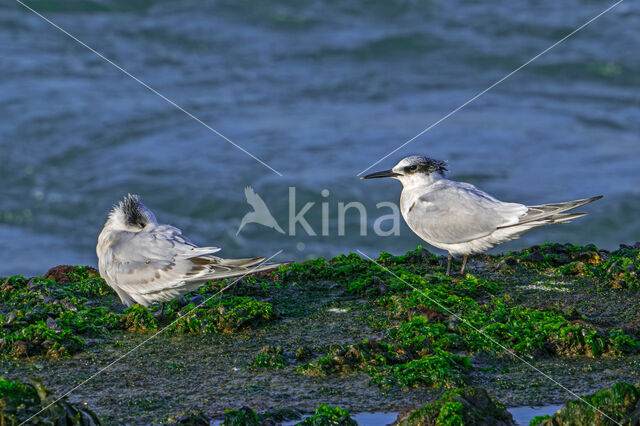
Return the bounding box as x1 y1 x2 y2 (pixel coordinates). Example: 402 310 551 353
501 195 602 228
197 256 288 281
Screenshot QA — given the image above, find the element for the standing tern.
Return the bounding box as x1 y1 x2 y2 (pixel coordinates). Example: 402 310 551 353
362 155 602 275
97 194 285 307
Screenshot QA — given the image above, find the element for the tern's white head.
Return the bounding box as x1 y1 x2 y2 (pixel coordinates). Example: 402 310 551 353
361 155 448 187
104 194 158 232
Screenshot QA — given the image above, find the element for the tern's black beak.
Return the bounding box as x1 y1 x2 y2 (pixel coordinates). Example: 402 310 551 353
361 169 400 179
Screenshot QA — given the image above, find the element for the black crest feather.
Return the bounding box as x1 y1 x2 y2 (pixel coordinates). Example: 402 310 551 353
120 194 145 226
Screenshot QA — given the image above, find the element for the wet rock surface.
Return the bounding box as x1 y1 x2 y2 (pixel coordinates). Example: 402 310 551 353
0 244 639 423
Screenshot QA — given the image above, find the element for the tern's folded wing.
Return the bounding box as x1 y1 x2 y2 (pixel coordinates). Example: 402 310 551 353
102 225 221 296
406 182 527 245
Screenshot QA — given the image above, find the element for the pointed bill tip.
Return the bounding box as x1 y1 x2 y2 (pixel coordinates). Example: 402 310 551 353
361 169 400 179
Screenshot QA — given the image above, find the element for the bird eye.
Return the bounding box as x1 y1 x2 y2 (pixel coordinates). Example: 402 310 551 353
406 165 418 172
138 223 145 229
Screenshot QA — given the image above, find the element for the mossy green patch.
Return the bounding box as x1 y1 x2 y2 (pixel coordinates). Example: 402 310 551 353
166 295 275 335
122 304 158 331
372 349 471 389
529 414 551 425
0 267 124 357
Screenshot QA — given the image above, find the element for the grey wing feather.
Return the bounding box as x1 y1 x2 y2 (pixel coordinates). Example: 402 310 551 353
408 181 527 244
504 195 603 227
104 225 284 304
105 225 221 296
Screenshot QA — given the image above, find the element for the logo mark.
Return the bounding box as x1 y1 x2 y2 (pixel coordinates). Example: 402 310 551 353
236 186 285 235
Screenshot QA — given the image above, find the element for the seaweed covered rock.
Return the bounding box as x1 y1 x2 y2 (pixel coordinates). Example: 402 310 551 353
222 406 302 425
397 387 514 426
298 337 470 389
297 339 409 377
163 410 210 425
0 268 121 357
121 304 158 331
532 382 640 426
0 376 101 425
0 266 280 357
298 405 356 425
44 265 100 283
250 345 288 369
166 295 275 334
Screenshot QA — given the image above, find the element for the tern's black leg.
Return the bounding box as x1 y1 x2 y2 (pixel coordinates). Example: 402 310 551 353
459 254 468 275
446 253 452 276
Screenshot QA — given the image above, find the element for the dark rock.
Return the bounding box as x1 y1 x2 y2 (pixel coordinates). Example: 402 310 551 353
0 377 101 425
188 294 205 306
551 253 572 266
372 276 387 295
12 340 28 357
416 306 447 323
42 339 56 350
27 278 41 289
504 256 519 266
43 265 77 283
526 252 546 263
169 411 210 425
610 280 627 290
3 312 17 326
295 345 313 362
46 317 61 331
447 313 462 331
572 251 604 266
61 300 78 312
564 261 588 276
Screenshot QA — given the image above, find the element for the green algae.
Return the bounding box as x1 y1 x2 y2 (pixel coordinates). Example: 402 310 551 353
530 414 551 425
372 349 471 389
502 243 640 290
0 267 122 357
1 243 639 422
165 295 275 335
122 304 158 331
0 266 279 358
295 246 638 399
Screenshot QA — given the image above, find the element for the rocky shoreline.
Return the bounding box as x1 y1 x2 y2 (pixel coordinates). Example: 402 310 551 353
1 243 639 424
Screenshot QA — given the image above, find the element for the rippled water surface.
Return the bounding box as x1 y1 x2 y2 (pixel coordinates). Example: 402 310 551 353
0 0 638 276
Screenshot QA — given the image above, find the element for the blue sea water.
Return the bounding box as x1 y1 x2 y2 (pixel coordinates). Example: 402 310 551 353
0 0 639 276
